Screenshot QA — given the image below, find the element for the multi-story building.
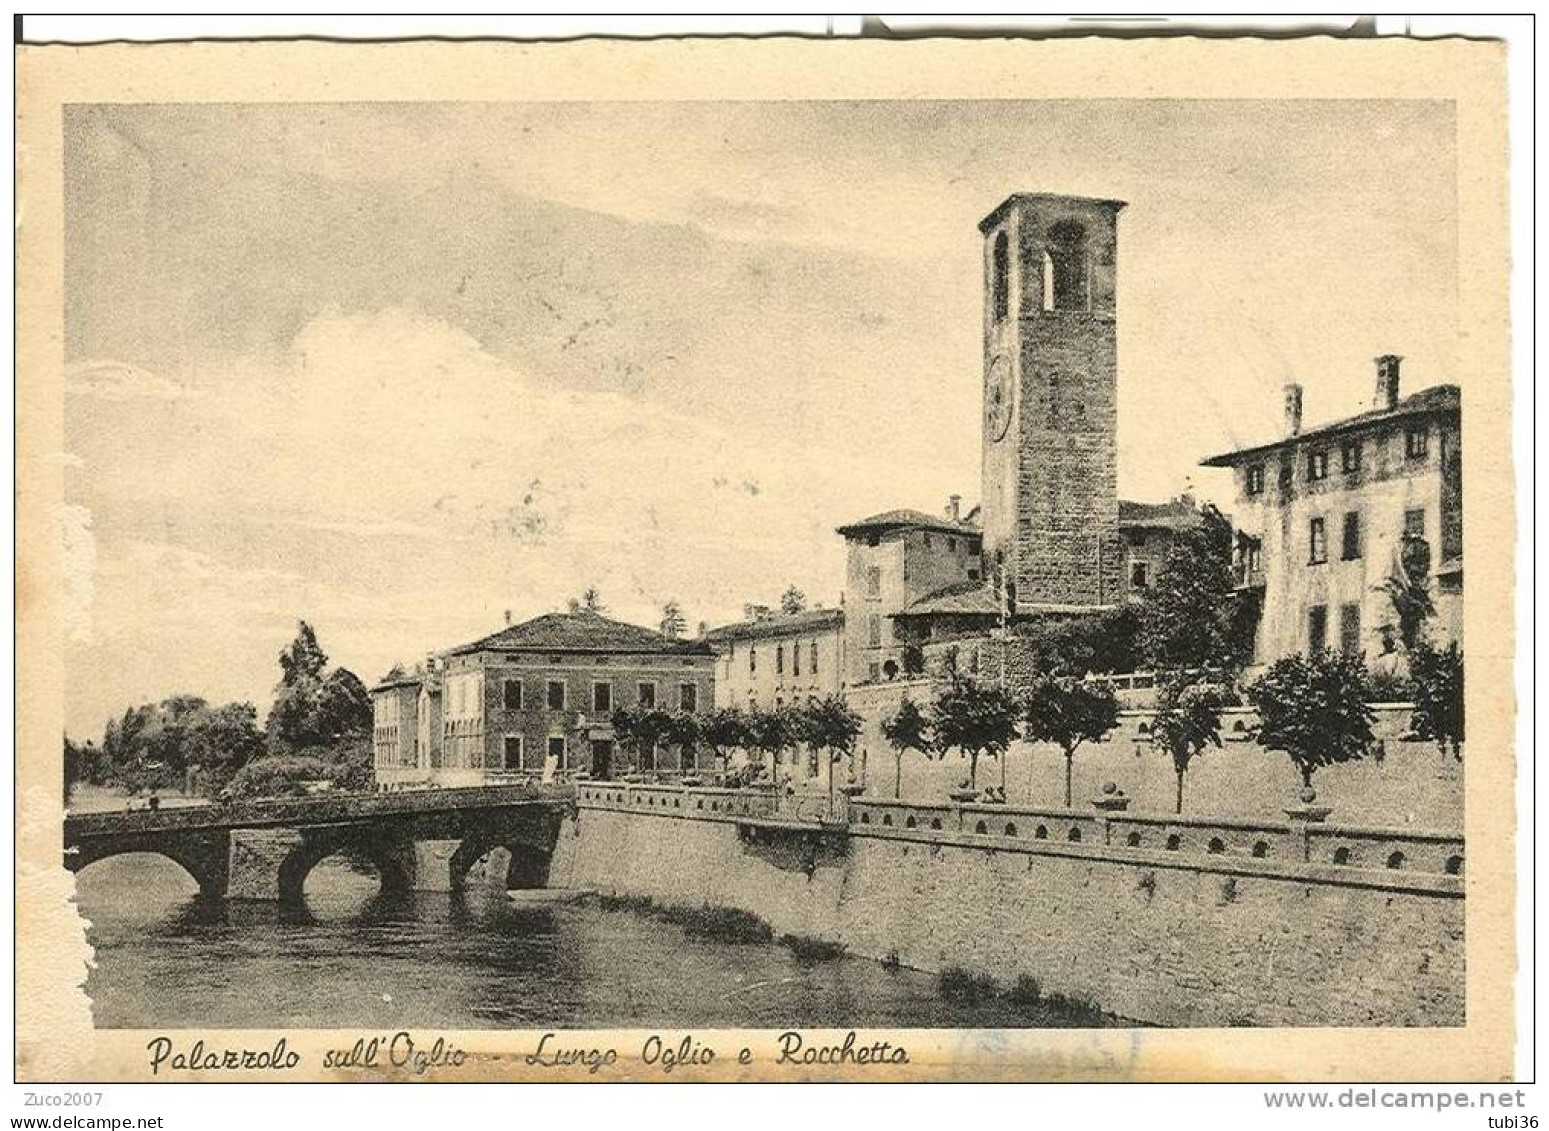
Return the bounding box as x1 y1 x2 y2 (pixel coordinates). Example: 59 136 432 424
837 498 985 684
370 609 716 788
1117 495 1205 596
370 666 423 787
1200 357 1462 668
703 606 845 710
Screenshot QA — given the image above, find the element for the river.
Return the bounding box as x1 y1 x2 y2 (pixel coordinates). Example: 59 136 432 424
74 853 1118 1030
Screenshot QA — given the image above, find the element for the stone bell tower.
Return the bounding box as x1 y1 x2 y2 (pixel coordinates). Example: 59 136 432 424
979 193 1125 614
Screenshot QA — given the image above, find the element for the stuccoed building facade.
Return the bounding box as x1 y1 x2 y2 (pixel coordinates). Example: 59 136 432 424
704 606 845 711
1200 357 1462 671
371 610 716 789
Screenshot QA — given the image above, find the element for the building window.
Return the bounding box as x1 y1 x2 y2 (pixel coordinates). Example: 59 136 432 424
546 680 566 710
1245 464 1265 496
1339 604 1362 657
1130 562 1148 590
637 682 656 709
749 645 757 675
1308 517 1327 564
1307 450 1329 482
968 568 980 582
1404 508 1426 539
865 566 882 598
776 644 784 675
679 683 697 712
991 231 1010 322
1341 511 1362 561
502 679 523 711
1405 426 1429 460
868 614 882 647
810 640 819 674
948 537 957 552
868 662 881 682
593 681 612 712
792 642 801 677
1341 442 1362 474
547 736 565 767
924 534 933 548
867 533 880 548
503 735 523 770
1307 605 1328 653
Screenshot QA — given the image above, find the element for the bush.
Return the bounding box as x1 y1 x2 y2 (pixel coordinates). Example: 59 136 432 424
780 934 847 963
1366 668 1417 703
1006 975 1043 1006
937 967 998 1004
672 906 774 944
226 755 335 799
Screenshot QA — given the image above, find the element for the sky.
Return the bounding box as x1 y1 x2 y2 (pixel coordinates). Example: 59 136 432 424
59 99 1458 737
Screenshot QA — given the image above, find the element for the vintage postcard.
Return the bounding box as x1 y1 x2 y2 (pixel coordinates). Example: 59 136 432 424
15 35 1516 1083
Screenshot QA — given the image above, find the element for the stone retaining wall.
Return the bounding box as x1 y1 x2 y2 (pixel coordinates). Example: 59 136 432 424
553 785 1463 1028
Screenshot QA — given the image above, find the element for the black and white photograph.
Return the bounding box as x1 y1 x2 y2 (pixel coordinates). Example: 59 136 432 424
14 23 1523 1091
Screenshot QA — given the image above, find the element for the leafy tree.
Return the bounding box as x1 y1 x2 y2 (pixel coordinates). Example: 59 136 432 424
930 677 1021 791
613 707 674 774
658 599 687 639
1149 678 1230 813
1246 651 1376 792
266 623 371 753
1137 505 1250 673
900 644 927 678
665 712 702 774
700 707 751 777
1409 641 1464 759
1381 544 1436 652
572 587 607 614
97 695 264 795
881 695 932 799
1010 606 1142 676
64 736 108 800
278 621 329 685
797 696 861 809
1022 674 1121 807
780 586 808 615
226 754 336 800
745 706 797 780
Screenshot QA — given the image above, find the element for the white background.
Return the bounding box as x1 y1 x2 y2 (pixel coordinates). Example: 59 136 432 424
3 10 1537 1125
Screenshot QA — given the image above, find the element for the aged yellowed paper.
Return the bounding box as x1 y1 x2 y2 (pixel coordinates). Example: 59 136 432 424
16 36 1513 1081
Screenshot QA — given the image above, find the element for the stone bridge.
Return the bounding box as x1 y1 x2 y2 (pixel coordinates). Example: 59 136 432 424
64 784 573 903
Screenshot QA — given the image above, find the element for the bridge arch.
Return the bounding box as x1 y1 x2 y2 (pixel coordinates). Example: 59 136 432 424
66 833 231 901
448 831 552 892
276 832 417 906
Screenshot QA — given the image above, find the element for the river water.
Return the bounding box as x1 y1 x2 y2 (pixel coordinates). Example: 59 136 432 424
74 854 1116 1031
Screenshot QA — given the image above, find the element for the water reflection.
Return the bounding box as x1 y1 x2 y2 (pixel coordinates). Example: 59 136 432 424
75 854 1121 1031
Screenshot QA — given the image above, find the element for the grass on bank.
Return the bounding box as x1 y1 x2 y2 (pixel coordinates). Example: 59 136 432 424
938 966 1112 1025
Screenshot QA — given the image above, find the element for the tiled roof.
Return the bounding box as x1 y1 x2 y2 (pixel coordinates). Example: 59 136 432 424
1200 385 1460 467
835 508 982 539
449 611 713 657
370 669 423 693
891 581 1001 619
703 607 845 644
1118 497 1202 530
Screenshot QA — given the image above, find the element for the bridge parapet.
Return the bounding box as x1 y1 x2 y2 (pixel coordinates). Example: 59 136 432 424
65 782 574 838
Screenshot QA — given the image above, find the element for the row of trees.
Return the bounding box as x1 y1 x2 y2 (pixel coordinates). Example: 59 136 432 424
610 696 863 803
879 644 1464 815
65 622 374 802
880 675 1120 808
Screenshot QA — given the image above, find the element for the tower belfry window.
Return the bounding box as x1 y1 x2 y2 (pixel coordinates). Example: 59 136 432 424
1042 220 1090 312
991 231 1010 322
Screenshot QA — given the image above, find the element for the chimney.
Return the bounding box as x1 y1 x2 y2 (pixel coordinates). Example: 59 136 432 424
1375 354 1402 411
696 619 708 637
946 494 962 523
503 608 512 626
1283 383 1304 437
